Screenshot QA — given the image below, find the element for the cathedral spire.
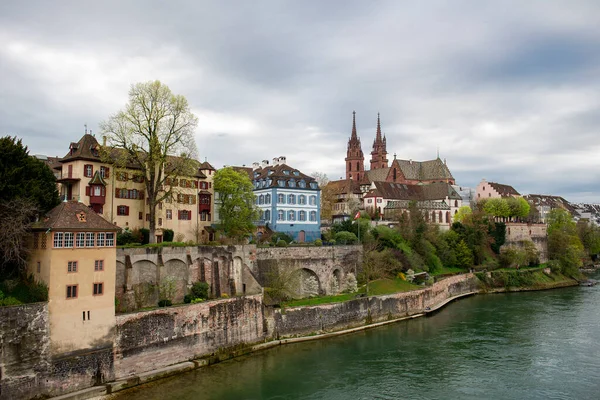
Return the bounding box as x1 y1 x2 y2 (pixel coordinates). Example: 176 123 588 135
370 112 388 170
351 110 358 141
375 112 382 143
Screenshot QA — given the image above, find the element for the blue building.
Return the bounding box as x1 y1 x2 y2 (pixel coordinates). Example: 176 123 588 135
252 157 320 242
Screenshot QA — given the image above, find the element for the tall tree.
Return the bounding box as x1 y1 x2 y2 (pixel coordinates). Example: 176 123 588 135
214 167 259 243
100 81 199 243
0 136 60 277
311 172 334 221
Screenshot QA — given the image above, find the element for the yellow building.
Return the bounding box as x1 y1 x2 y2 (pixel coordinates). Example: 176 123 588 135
51 133 215 242
28 201 120 354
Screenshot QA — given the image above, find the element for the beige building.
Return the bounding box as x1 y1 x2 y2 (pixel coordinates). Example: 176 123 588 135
50 133 215 242
28 201 119 354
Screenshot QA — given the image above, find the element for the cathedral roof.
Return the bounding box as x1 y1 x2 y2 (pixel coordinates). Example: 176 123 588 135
365 181 461 202
394 158 454 181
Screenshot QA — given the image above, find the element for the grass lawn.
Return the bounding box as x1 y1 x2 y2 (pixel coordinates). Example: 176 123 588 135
282 278 420 308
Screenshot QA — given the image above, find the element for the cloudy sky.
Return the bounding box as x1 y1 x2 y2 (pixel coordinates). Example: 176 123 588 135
1 1 600 202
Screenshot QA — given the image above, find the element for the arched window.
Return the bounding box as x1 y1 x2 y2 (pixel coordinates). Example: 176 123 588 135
310 211 317 221
356 162 359 171
298 211 306 221
454 200 458 207
278 210 284 221
349 163 352 171
278 194 285 204
265 194 271 204
309 196 317 205
259 194 264 205
288 194 296 204
439 211 442 222
393 169 397 181
265 210 271 222
288 210 295 221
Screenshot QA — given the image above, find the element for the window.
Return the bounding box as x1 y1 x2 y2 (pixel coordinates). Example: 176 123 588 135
93 186 102 196
84 164 93 177
278 180 286 187
37 262 41 273
117 172 128 181
278 194 285 204
159 202 163 210
288 210 295 221
100 166 109 178
265 210 271 222
299 181 306 188
278 210 285 221
85 232 95 247
288 180 296 188
265 194 271 204
288 194 296 204
67 261 77 273
309 196 317 205
179 210 192 220
93 283 103 296
66 285 78 299
299 195 306 205
158 218 163 226
310 182 318 189
259 195 264 205
368 199 373 204
310 211 317 221
377 199 382 203
139 211 143 220
299 211 306 221
106 233 114 246
166 209 172 220
53 232 64 248
146 213 150 221
64 232 74 248
96 233 105 247
117 205 129 216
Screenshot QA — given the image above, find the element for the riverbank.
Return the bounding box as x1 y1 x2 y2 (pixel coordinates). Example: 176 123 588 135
53 271 577 400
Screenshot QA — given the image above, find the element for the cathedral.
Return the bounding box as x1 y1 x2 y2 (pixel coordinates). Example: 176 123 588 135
327 112 458 222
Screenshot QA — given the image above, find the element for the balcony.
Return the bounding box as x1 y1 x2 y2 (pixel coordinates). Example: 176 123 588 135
89 194 106 205
57 171 81 183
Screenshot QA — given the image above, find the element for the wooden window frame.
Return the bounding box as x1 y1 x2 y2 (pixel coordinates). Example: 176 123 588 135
93 282 104 296
94 260 104 271
66 284 78 299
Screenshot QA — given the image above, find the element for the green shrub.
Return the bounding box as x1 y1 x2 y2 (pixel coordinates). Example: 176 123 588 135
184 294 192 304
334 231 358 245
158 299 172 307
117 229 143 246
329 240 336 245
191 297 205 304
0 296 22 306
190 281 209 299
139 228 150 245
276 239 288 247
314 238 323 246
271 232 293 244
163 229 175 242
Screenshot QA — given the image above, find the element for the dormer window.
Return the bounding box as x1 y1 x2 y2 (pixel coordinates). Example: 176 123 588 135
268 170 274 176
299 180 306 188
278 180 286 187
310 182 318 189
283 170 290 175
293 171 299 176
288 180 296 188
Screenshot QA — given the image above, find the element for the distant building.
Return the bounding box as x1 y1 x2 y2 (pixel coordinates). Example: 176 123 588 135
524 194 580 223
45 132 215 242
251 157 320 242
325 111 457 222
28 201 119 355
452 185 476 208
476 179 520 201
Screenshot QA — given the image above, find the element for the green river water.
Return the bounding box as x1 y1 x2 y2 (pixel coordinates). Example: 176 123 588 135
113 273 600 400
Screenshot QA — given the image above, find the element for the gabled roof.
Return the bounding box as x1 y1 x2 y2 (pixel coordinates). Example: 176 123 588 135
488 181 520 197
325 179 362 196
32 201 119 232
88 171 107 185
366 167 390 183
523 194 577 214
61 134 102 162
395 158 454 181
365 182 460 202
199 161 215 171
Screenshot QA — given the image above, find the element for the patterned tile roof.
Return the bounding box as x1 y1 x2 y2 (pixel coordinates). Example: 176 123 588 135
488 181 520 197
251 163 318 189
32 201 119 232
365 181 461 202
326 179 362 195
395 158 454 181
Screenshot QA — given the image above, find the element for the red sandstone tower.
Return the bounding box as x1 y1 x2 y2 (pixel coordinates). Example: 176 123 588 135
345 111 365 180
370 113 388 170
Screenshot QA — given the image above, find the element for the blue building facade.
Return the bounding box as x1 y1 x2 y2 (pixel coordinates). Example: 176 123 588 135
252 157 321 242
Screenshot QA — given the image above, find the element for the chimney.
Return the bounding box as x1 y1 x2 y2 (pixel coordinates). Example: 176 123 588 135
252 162 260 170
262 160 269 168
279 156 286 165
273 157 279 166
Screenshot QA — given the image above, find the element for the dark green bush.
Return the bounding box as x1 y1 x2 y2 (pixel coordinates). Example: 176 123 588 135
314 238 323 246
276 239 288 247
117 229 143 246
139 228 150 245
190 281 209 300
334 231 358 245
271 232 293 244
163 229 174 242
158 299 172 307
184 294 192 304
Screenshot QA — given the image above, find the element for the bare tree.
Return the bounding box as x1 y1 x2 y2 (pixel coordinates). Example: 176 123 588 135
0 199 38 277
101 81 199 243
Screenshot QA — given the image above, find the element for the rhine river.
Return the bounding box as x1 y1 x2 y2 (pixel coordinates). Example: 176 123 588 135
113 273 600 400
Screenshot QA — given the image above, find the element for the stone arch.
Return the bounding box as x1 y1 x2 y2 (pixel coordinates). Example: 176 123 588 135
290 268 322 299
129 259 159 308
330 269 342 295
162 259 188 303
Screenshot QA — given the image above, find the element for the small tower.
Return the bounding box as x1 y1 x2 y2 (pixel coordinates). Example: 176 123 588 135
370 113 388 170
345 111 365 180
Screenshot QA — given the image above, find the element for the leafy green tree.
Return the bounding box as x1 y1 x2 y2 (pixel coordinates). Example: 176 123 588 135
453 206 472 223
455 239 474 269
577 220 600 259
507 197 530 219
483 198 510 218
334 231 359 244
214 167 259 242
546 209 583 277
100 80 199 243
0 137 60 277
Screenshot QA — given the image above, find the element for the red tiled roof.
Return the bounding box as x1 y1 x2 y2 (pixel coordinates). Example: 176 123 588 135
32 201 119 232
